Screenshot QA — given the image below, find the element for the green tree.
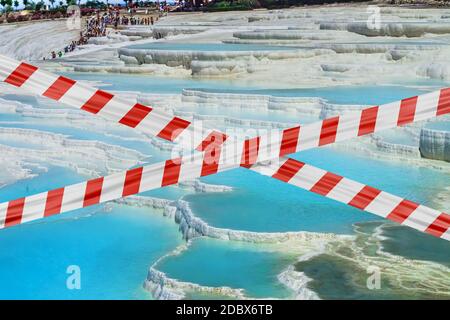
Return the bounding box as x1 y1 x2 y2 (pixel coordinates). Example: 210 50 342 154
49 0 55 7
4 0 12 11
35 0 44 10
59 0 63 5
0 0 6 9
13 0 18 9
23 0 28 6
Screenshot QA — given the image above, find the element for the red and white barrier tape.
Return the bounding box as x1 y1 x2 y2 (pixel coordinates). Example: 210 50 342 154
1 153 448 240
0 152 217 228
1 54 449 176
0 55 449 240
253 158 450 241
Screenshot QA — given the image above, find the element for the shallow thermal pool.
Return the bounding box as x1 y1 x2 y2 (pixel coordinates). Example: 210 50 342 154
425 121 450 131
0 166 183 299
185 146 448 234
157 238 297 299
1 68 449 300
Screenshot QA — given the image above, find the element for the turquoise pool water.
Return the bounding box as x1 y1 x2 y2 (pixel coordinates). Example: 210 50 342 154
0 166 84 203
0 165 183 299
425 121 450 131
0 94 174 162
377 129 418 146
57 73 447 127
158 238 296 299
63 72 255 94
195 85 435 105
187 147 448 234
0 121 165 162
61 72 448 104
0 202 182 299
1 69 449 300
0 90 197 299
126 42 296 51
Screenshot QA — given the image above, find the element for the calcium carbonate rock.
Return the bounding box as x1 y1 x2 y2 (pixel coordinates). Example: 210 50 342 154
119 54 139 65
144 267 245 300
322 22 450 37
173 200 345 243
118 47 324 68
120 29 154 38
319 43 440 54
386 50 411 61
152 26 208 39
278 266 320 300
181 89 325 114
417 63 450 80
320 64 351 73
191 60 250 76
420 127 450 162
0 20 79 60
232 30 334 41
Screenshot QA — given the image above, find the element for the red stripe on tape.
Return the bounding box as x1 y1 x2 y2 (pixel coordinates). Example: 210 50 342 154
5 198 25 227
397 96 418 126
119 103 152 128
4 62 38 87
122 167 143 197
240 137 260 168
83 177 104 207
81 90 114 114
437 88 450 116
157 117 191 142
319 116 339 146
161 158 182 186
272 158 305 183
348 185 381 210
358 106 378 136
43 76 76 101
386 199 419 224
310 172 343 196
44 188 65 217
196 131 228 151
280 126 300 157
200 145 222 177
425 213 450 238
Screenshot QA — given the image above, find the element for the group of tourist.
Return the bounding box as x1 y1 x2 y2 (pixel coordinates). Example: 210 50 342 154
89 9 156 29
43 8 160 60
64 39 86 53
43 34 87 60
43 19 94 60
85 13 107 38
119 15 154 26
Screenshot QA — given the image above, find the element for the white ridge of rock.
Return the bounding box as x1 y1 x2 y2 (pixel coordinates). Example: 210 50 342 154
320 22 450 37
420 126 450 162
